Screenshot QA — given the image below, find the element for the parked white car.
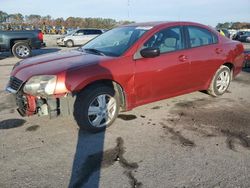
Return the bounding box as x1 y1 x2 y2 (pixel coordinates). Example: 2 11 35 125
56 29 104 47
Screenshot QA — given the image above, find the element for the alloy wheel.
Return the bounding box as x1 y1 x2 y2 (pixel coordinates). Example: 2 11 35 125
216 70 230 93
15 45 30 57
87 94 117 127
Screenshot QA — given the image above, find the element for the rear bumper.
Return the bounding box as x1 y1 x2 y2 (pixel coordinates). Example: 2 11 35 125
33 41 46 49
41 42 46 48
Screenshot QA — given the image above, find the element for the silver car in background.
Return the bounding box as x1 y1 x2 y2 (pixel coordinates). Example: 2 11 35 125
56 28 103 47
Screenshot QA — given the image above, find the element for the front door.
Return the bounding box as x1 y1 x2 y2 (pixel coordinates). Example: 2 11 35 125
134 26 190 105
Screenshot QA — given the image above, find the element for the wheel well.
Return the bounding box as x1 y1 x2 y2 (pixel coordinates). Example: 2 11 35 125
223 62 234 71
223 62 234 79
65 39 73 43
10 39 30 48
65 40 74 47
79 80 126 111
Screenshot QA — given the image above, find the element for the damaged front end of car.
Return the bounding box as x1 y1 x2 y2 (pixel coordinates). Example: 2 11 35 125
6 75 74 118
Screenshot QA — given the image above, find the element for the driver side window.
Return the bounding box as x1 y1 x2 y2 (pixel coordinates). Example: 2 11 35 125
144 27 184 53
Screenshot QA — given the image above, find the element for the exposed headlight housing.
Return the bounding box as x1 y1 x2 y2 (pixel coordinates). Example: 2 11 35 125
23 75 57 96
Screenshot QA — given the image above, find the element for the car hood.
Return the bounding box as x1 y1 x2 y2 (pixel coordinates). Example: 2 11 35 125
12 50 113 81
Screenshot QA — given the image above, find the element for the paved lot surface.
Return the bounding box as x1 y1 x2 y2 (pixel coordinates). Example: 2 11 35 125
0 39 250 188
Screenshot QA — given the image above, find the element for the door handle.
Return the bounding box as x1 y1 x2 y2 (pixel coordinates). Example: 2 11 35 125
179 55 188 62
215 48 223 54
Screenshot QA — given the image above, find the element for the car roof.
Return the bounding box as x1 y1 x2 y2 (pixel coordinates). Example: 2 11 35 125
77 28 102 30
122 21 207 27
124 21 168 27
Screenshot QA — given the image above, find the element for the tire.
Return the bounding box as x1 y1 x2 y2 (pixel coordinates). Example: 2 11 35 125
12 42 31 59
65 40 74 48
73 84 120 132
207 65 231 97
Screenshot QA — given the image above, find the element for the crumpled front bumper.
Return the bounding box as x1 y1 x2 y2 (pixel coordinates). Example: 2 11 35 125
6 75 74 118
5 87 37 116
6 86 75 118
16 92 37 116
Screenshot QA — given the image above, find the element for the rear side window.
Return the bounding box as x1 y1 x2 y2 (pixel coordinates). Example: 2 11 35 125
187 26 217 48
84 29 102 35
93 30 103 34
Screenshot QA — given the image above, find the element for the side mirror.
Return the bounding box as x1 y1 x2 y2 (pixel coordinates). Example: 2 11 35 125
140 47 160 58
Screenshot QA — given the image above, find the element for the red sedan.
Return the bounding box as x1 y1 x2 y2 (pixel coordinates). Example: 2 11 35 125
6 21 244 132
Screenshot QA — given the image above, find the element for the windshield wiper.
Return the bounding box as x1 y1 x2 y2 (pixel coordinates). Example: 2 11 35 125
83 48 105 56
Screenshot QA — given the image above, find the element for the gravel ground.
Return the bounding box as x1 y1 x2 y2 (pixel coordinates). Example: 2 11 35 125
0 38 250 188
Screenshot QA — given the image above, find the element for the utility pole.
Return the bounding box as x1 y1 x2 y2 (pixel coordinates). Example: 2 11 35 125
127 0 130 19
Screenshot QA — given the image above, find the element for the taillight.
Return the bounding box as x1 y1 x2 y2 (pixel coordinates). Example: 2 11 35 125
38 32 43 41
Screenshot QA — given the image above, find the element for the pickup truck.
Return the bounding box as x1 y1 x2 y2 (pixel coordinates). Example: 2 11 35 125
0 30 45 59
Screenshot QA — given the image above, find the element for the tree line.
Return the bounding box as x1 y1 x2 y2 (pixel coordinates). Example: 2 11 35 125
0 10 133 29
2 10 249 30
216 22 250 30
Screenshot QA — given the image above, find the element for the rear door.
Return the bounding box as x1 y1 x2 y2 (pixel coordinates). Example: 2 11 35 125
134 26 191 105
184 26 223 89
81 30 102 44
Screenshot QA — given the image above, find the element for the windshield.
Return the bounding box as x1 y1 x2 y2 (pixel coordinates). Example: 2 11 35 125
81 26 152 57
66 29 77 36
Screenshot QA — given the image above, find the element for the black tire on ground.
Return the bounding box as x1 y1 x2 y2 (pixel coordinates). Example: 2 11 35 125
73 84 120 133
207 65 231 97
12 42 31 59
65 40 74 48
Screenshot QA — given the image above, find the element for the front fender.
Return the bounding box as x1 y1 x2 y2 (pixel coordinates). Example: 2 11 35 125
64 65 115 92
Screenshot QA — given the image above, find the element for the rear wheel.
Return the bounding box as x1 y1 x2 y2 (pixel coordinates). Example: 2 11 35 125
207 65 231 97
12 42 31 59
73 85 120 132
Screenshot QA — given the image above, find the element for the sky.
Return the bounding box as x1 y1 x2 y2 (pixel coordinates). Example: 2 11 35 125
0 0 249 26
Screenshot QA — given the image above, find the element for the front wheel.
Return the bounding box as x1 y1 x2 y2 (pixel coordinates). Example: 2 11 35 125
207 65 231 97
65 40 74 48
12 42 31 59
73 85 120 132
